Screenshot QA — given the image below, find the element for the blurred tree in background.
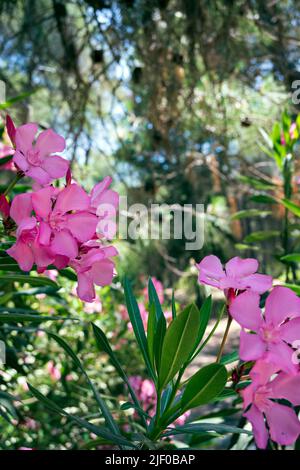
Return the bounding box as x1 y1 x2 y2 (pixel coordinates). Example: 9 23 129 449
1 0 300 284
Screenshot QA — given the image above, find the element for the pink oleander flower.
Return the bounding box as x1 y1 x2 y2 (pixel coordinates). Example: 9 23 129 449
230 286 300 374
7 193 54 271
13 122 69 185
90 176 119 239
196 255 272 300
31 184 98 259
47 360 61 381
69 241 118 302
241 359 300 448
143 277 164 304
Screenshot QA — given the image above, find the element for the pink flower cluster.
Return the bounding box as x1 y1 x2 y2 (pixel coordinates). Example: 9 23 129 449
197 255 300 449
3 117 119 302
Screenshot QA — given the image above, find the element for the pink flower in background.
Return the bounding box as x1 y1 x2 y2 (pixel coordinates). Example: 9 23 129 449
143 277 164 304
13 123 69 185
229 286 300 374
31 184 98 259
196 255 272 300
289 122 298 140
69 241 118 302
83 295 102 314
240 359 300 448
47 361 61 381
18 447 34 451
90 176 119 239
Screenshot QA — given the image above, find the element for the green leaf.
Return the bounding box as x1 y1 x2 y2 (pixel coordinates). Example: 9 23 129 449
244 230 279 243
250 194 278 204
0 274 58 288
0 313 68 322
239 175 276 191
28 384 135 448
158 304 200 390
281 253 300 263
0 155 13 167
220 350 239 365
171 290 176 320
123 277 155 381
164 422 251 437
281 198 300 217
231 209 271 220
181 363 227 411
92 323 145 425
148 277 166 372
0 90 37 110
196 296 212 346
48 332 121 437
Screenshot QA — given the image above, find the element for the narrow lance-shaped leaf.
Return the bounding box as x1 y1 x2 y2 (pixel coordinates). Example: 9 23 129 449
28 384 135 448
181 363 227 412
148 277 166 371
48 332 121 438
92 323 146 426
158 304 200 390
123 277 155 381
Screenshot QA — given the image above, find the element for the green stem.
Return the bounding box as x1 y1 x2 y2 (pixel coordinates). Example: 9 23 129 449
216 314 232 363
3 172 24 196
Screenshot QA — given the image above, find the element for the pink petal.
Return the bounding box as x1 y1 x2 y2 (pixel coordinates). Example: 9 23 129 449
91 259 115 287
265 402 300 446
31 242 54 269
90 176 112 204
225 257 258 278
280 317 300 344
13 150 29 171
32 186 54 219
196 255 224 288
54 184 90 214
51 230 78 259
53 255 69 269
15 123 38 154
42 155 69 179
268 341 298 375
10 193 33 225
249 358 279 385
16 216 37 238
35 129 65 157
7 241 34 271
239 329 266 361
77 272 95 302
66 212 98 243
240 273 273 294
244 405 268 449
93 189 119 216
271 372 300 405
6 115 16 146
26 166 51 185
229 291 262 330
38 221 52 245
265 286 300 326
